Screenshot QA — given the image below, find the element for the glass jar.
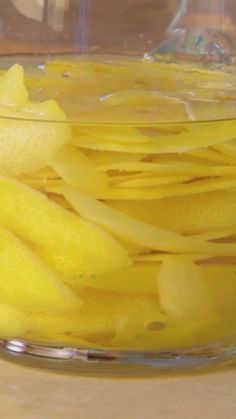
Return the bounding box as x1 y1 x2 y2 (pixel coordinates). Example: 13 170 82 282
0 0 236 376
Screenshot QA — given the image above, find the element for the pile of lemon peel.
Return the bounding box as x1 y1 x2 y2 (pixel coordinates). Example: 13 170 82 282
0 61 236 350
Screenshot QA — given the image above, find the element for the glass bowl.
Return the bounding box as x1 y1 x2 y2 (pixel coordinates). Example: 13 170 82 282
0 0 236 376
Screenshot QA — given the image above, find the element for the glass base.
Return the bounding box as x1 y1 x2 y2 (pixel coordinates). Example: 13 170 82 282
0 339 235 377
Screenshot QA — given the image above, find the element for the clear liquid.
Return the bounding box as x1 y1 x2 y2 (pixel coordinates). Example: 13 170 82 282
0 56 236 351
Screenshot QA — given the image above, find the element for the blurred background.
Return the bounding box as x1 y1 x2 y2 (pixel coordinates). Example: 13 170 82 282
1 0 236 56
0 0 181 55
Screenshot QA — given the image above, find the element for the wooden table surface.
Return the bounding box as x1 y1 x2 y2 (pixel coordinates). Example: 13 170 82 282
0 358 235 419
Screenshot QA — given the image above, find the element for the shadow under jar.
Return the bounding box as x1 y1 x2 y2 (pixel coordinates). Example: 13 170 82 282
0 0 236 376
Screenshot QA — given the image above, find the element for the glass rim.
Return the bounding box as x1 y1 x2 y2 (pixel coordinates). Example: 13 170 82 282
0 114 235 124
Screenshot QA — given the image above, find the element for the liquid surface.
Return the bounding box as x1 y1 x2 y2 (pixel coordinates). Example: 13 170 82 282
0 57 236 351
